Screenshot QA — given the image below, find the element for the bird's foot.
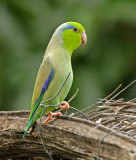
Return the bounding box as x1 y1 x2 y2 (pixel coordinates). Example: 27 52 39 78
44 112 62 124
58 101 70 110
44 101 69 124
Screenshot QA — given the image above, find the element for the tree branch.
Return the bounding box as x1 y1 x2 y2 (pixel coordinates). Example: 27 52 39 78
0 111 136 160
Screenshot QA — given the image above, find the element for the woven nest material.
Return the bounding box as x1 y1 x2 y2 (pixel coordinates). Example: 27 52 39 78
77 80 136 140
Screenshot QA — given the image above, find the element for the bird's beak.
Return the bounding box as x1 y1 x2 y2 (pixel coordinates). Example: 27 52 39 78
81 31 87 45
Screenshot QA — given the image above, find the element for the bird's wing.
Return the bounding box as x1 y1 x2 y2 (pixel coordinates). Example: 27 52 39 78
29 56 55 120
23 56 55 138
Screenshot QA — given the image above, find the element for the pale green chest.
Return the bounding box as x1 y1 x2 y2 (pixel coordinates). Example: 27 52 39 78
42 49 73 105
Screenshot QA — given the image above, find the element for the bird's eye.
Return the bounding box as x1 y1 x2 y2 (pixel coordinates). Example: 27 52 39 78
73 27 78 32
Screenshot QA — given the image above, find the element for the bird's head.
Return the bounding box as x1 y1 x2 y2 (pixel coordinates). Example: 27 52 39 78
53 22 87 54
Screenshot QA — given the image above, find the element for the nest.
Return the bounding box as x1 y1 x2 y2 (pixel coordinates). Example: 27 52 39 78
76 80 136 140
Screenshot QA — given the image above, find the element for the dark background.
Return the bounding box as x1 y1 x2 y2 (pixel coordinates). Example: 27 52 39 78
0 0 136 111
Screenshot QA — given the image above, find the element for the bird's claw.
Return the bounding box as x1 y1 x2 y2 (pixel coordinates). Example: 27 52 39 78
44 112 62 123
58 101 70 110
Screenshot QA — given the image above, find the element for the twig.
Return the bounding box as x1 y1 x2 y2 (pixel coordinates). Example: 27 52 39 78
111 119 125 130
104 84 122 100
130 98 136 102
74 102 98 116
64 88 79 116
70 106 90 120
119 119 136 131
110 80 136 100
68 88 79 103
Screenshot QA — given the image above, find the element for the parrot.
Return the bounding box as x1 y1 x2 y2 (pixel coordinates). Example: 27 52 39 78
23 22 87 137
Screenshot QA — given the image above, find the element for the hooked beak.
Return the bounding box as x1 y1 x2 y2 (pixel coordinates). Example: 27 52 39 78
81 31 87 45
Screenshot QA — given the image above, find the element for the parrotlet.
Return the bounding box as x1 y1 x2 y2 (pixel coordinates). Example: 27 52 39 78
23 22 87 137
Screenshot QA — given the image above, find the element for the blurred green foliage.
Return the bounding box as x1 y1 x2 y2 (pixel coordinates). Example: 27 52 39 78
0 0 136 111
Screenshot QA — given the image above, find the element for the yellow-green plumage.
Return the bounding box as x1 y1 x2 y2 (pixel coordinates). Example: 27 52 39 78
23 22 87 137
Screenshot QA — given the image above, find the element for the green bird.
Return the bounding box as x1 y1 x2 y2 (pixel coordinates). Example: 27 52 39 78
23 22 87 137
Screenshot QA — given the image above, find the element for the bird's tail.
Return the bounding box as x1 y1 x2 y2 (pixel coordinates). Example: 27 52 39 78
22 118 33 138
23 103 43 138
23 106 40 138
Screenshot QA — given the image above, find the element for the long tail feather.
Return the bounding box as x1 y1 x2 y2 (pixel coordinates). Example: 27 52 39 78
22 118 33 138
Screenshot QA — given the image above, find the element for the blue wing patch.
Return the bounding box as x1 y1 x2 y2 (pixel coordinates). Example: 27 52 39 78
34 67 54 106
41 67 54 94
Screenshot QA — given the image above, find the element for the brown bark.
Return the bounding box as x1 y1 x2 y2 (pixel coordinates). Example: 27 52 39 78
0 111 136 160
